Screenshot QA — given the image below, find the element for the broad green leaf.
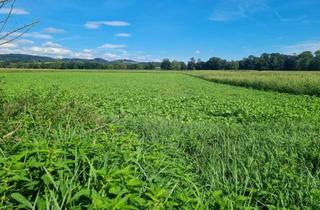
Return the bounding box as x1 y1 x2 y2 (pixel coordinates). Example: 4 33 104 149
11 193 33 209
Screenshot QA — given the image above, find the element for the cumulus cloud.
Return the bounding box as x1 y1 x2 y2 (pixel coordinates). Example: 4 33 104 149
43 27 66 34
0 45 71 58
104 53 120 60
85 21 130 29
195 50 201 54
74 49 95 59
99 44 127 49
0 38 34 45
0 39 158 62
42 41 63 48
83 49 92 53
0 40 93 59
28 46 73 58
0 8 29 15
0 42 18 48
115 33 131 37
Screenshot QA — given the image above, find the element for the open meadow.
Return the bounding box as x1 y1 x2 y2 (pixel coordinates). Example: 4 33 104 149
0 71 320 209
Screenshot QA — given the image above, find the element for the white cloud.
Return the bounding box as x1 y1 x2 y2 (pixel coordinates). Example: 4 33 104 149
0 48 22 54
0 39 159 62
28 46 73 58
43 27 65 34
85 21 130 29
105 21 130 27
74 49 95 59
115 33 131 37
0 36 85 58
0 44 72 58
0 42 18 48
104 53 120 60
0 39 34 46
14 39 34 45
84 22 100 29
83 49 92 53
42 41 63 48
195 50 201 54
0 8 29 15
24 32 53 40
99 44 127 49
282 41 320 54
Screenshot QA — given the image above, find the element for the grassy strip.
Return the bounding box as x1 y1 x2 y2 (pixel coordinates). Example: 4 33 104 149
189 71 320 96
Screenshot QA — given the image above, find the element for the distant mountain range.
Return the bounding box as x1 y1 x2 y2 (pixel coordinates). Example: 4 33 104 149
0 54 138 64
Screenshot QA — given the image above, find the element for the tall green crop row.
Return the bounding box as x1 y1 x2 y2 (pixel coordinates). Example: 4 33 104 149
190 71 320 96
123 117 320 209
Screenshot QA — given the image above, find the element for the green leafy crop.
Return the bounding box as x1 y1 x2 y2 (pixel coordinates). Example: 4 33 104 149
0 71 319 209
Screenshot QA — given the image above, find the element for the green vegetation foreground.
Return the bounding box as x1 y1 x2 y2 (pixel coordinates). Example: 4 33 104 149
0 72 319 209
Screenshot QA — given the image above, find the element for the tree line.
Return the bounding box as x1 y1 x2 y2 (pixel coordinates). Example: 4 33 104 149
0 60 160 70
0 50 320 70
162 50 320 71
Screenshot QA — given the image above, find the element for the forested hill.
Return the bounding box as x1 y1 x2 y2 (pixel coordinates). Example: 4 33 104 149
1 50 320 70
0 54 159 70
0 54 54 62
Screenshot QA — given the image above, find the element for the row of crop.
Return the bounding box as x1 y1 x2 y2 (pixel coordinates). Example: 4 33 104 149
190 71 320 96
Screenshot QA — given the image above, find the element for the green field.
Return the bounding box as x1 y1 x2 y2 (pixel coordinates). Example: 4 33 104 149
0 71 320 209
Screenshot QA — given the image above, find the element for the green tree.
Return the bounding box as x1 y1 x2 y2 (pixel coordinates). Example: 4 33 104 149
226 61 239 70
196 59 206 70
311 50 320 70
284 55 298 70
297 51 313 70
170 60 181 70
161 59 172 70
144 63 156 70
269 53 285 70
206 57 227 70
135 63 145 69
113 61 127 69
187 57 196 70
258 53 270 70
180 61 187 70
239 55 258 70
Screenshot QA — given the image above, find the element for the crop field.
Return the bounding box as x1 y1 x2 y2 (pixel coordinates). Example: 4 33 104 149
190 71 320 96
0 71 320 209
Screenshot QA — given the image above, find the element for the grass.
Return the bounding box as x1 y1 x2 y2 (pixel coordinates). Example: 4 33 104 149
0 71 320 209
189 70 320 96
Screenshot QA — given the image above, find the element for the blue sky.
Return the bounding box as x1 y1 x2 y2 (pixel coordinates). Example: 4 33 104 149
0 0 320 61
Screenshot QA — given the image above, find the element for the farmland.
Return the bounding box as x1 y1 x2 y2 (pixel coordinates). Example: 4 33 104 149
0 71 320 209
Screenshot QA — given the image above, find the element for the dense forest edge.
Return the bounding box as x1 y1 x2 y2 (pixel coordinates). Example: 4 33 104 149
0 50 320 70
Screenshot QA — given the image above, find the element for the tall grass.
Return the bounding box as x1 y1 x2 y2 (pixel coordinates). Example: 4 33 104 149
0 88 203 209
124 117 320 209
190 71 320 96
